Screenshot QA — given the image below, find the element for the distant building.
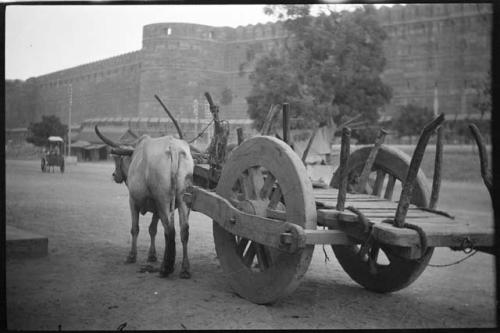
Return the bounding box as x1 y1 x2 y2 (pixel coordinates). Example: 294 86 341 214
6 4 492 141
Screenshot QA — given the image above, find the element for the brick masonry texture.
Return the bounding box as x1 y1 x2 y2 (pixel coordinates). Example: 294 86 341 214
5 4 492 129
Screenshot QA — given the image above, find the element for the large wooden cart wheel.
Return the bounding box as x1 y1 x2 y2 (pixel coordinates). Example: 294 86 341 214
331 145 434 293
213 136 317 304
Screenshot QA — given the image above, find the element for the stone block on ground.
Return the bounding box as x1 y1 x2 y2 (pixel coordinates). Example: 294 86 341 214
6 225 48 259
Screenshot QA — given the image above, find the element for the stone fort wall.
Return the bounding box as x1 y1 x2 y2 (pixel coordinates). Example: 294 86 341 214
6 3 492 129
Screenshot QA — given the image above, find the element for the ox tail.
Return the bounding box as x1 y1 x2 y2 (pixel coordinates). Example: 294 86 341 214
167 147 178 214
178 149 192 218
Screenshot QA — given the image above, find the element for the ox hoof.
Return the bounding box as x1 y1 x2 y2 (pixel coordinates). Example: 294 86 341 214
124 255 136 264
180 270 191 279
147 255 157 263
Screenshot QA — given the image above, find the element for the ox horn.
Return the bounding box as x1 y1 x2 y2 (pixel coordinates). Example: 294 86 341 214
95 125 120 147
95 125 134 155
154 94 184 140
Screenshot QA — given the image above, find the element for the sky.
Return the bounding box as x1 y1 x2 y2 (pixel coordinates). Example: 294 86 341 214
5 4 379 80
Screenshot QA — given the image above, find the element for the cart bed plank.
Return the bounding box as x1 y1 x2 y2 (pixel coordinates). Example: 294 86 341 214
314 188 494 248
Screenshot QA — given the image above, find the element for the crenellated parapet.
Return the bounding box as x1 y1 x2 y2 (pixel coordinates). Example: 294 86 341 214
5 3 492 130
377 3 492 26
142 21 286 46
35 50 142 87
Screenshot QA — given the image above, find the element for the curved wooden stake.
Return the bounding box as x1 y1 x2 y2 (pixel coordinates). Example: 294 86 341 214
237 127 244 145
429 126 443 209
261 104 281 135
469 123 492 198
395 114 444 227
204 92 221 123
384 175 396 200
282 103 290 145
336 127 351 211
355 128 388 193
302 128 319 164
154 94 184 140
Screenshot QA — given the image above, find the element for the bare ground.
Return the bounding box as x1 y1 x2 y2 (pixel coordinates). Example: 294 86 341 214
5 160 496 330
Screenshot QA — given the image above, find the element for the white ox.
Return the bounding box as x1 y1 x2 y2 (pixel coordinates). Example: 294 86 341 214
95 126 194 278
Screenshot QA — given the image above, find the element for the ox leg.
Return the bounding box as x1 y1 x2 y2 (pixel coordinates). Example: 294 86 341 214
147 213 159 262
158 206 176 277
178 198 191 279
125 200 139 264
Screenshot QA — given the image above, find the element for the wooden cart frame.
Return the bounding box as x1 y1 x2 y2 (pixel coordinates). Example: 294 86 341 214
161 92 494 305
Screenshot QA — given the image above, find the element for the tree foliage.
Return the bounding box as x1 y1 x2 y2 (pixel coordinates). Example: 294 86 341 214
392 104 434 138
472 70 491 119
220 87 233 105
246 4 392 142
26 115 68 147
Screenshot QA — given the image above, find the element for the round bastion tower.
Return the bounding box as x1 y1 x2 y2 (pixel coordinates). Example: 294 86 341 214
138 23 230 120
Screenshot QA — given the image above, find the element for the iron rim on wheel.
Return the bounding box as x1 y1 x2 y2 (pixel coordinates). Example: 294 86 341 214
331 145 434 293
213 136 317 304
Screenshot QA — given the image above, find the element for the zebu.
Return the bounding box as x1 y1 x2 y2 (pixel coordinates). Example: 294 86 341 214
95 126 194 278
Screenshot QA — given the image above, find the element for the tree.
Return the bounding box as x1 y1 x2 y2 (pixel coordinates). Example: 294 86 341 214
472 70 491 119
26 115 68 147
220 87 233 105
246 4 392 142
392 104 434 140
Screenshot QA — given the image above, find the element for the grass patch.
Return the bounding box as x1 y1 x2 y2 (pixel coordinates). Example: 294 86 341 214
398 147 485 183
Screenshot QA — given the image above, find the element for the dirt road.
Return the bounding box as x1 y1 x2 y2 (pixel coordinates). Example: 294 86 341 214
6 160 496 329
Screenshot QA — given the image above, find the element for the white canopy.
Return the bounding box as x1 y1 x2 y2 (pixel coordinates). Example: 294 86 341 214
48 136 64 142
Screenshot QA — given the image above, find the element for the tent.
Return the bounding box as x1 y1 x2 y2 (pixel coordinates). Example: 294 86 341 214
290 125 334 164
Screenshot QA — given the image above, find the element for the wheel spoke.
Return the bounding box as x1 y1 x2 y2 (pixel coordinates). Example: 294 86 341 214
259 173 276 200
247 167 264 199
242 242 257 267
236 238 249 256
268 186 282 209
384 175 396 200
372 170 386 196
370 246 380 263
238 172 252 199
255 244 271 270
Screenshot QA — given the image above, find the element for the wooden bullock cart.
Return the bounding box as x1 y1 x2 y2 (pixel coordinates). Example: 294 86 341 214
162 92 494 305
